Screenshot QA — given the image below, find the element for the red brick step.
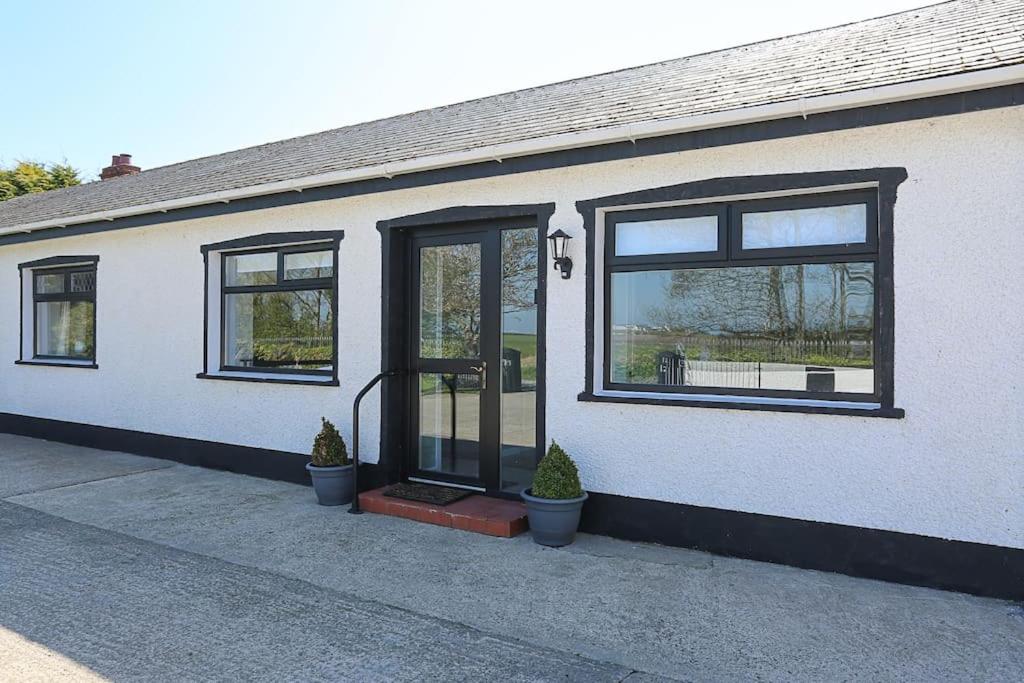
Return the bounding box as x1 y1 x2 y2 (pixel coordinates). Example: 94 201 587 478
360 487 528 537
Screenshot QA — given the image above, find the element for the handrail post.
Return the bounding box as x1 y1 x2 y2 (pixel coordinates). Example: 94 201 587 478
349 369 402 514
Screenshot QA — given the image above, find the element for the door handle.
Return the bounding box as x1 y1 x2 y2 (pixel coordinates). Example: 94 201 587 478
470 362 487 390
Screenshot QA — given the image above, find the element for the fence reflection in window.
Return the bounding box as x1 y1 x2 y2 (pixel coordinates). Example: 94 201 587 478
609 263 874 394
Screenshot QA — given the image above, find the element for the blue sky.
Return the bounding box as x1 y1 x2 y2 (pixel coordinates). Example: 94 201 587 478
2 0 929 180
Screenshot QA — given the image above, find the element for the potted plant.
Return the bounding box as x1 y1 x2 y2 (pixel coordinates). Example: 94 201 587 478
306 417 353 506
521 441 588 547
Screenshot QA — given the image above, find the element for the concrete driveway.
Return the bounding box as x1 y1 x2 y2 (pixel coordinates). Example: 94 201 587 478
1 433 1021 682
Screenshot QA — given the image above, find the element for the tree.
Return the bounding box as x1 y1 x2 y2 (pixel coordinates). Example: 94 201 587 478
0 177 14 202
0 160 82 202
47 163 82 190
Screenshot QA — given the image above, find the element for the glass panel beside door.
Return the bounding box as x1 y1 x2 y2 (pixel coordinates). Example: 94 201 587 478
499 228 539 494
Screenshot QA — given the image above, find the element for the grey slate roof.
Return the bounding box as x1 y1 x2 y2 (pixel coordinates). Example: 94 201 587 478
2 0 1022 231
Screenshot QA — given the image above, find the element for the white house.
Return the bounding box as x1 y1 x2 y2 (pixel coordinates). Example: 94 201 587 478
1 0 1021 599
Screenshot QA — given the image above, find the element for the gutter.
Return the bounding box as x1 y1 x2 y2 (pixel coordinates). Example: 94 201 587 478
3 63 1023 238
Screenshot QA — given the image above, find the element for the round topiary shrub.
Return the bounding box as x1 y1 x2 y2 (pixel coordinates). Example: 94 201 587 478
311 417 349 467
531 441 583 499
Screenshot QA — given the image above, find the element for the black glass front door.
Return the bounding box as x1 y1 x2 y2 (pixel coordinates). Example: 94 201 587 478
408 224 541 494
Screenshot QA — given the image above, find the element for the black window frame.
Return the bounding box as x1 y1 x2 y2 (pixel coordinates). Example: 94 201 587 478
218 242 339 378
29 263 98 363
602 188 883 404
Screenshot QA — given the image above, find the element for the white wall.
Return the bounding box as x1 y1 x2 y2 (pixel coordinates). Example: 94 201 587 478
1 107 1021 549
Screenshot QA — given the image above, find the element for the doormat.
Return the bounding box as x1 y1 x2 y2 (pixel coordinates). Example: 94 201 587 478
382 482 474 506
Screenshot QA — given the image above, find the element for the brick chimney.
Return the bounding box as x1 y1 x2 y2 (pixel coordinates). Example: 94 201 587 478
100 153 141 180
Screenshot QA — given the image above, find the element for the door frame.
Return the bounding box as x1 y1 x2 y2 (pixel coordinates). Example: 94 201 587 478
377 204 554 498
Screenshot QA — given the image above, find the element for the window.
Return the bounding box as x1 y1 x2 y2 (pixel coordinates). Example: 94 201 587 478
604 189 880 402
615 214 721 256
199 232 343 385
18 259 98 366
222 247 335 375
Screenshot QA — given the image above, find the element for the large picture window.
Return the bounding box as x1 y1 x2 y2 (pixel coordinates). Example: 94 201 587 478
604 189 880 401
31 264 97 362
220 246 336 376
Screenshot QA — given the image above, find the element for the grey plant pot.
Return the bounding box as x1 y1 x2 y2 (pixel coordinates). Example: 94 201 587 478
306 463 354 506
521 488 588 547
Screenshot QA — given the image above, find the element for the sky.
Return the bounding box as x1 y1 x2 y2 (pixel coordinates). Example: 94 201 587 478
2 0 934 180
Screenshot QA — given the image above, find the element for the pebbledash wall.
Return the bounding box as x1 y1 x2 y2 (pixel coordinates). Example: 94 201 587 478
2 106 1022 595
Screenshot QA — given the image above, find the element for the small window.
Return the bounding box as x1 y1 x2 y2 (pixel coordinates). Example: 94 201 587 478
35 273 65 294
70 271 96 293
615 215 720 256
604 190 880 401
284 250 333 280
32 265 97 361
225 252 277 286
730 193 877 259
609 205 727 263
741 204 867 250
220 245 336 376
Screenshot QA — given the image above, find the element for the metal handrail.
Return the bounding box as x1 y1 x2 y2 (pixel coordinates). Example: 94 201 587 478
349 369 403 514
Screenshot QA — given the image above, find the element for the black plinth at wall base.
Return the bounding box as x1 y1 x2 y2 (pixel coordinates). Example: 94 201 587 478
1 411 1021 601
580 492 1024 601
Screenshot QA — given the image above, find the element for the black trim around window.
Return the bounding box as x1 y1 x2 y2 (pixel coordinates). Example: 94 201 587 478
578 169 907 414
18 255 100 271
199 233 342 383
603 189 879 402
200 230 344 254
18 257 99 365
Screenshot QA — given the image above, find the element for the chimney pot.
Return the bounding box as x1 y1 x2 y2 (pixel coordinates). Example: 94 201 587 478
101 152 141 180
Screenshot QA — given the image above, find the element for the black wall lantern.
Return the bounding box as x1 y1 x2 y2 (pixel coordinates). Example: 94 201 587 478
547 229 573 279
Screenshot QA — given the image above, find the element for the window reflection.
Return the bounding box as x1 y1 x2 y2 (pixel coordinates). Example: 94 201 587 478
225 252 277 286
35 273 64 294
500 228 539 493
284 251 333 280
223 289 333 371
615 215 719 256
32 266 97 361
36 301 94 359
742 204 867 249
419 243 482 359
419 372 481 478
610 263 874 393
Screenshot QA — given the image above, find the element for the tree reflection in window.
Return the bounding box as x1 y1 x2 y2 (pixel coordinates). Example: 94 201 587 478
611 264 875 393
224 290 333 371
221 247 335 374
419 243 482 359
